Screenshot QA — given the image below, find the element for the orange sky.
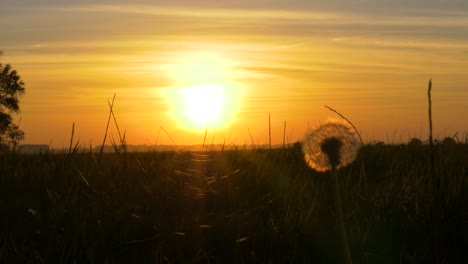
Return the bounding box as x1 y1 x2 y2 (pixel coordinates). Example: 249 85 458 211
1 2 467 147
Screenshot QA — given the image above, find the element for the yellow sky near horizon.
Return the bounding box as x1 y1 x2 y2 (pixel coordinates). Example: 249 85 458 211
1 4 467 147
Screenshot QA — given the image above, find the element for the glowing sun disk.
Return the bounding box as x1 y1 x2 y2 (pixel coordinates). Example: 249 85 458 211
163 51 242 131
182 84 224 127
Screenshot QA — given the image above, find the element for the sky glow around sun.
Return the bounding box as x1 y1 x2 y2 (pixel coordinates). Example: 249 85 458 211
1 1 467 146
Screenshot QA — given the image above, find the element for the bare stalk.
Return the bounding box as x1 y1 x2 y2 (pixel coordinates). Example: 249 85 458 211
221 138 226 153
99 93 116 160
248 128 255 149
155 126 162 146
108 99 124 149
161 126 177 146
428 79 433 147
428 79 440 262
68 122 75 155
211 129 216 149
268 113 272 150
67 122 80 158
283 120 286 149
428 79 438 200
202 125 208 151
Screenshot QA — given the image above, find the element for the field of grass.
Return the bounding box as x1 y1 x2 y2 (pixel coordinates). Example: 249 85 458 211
0 142 466 263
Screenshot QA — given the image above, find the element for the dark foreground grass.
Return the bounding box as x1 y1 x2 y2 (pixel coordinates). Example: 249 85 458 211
0 142 466 263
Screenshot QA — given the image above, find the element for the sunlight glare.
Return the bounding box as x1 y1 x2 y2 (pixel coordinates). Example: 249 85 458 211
181 84 224 127
163 51 242 131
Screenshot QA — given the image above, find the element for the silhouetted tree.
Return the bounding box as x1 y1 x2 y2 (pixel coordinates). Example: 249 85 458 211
442 137 457 145
7 123 25 152
0 60 26 149
408 137 423 146
374 141 385 147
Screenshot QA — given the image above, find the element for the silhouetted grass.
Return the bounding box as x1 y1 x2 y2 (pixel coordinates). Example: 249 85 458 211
0 142 466 263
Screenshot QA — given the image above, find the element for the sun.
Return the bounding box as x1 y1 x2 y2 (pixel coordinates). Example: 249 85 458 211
163 51 241 130
180 84 225 128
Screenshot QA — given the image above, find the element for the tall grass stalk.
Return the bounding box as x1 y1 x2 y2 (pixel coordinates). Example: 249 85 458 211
268 113 272 150
211 129 216 150
283 120 286 149
427 79 438 202
108 98 124 150
202 125 208 151
67 122 80 158
99 93 116 160
427 78 441 262
248 128 255 149
155 126 161 145
68 122 75 155
324 105 364 146
161 126 177 146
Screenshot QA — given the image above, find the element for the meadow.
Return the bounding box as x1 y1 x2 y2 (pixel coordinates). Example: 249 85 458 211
0 141 466 263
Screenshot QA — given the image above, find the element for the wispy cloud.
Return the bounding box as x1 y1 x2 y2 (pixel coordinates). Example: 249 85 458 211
30 43 48 48
246 43 303 51
46 4 341 21
38 4 468 28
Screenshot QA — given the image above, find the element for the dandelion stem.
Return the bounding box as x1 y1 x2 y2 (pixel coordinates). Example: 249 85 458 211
331 167 352 264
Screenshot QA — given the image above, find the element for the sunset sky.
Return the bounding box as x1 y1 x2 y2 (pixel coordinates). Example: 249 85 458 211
1 0 467 148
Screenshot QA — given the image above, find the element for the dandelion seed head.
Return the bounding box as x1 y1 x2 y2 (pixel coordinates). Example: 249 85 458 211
302 119 361 172
320 137 342 168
